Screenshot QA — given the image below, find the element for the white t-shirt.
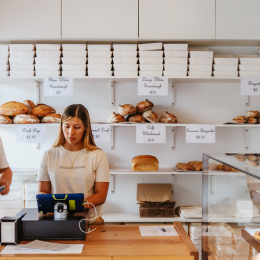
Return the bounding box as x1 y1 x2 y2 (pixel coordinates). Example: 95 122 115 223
0 137 9 169
37 145 110 222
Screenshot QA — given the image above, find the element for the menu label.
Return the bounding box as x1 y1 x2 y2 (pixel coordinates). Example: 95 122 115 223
241 77 260 96
16 124 46 143
136 124 166 143
186 125 215 143
138 76 168 96
91 124 110 143
44 77 74 96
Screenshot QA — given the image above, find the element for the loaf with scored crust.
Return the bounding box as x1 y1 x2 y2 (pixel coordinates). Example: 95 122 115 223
0 101 29 116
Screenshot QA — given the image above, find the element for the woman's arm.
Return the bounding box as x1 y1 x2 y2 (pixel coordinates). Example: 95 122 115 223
38 181 51 194
0 167 12 195
84 182 109 209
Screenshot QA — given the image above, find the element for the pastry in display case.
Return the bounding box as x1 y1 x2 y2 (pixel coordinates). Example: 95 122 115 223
231 111 259 124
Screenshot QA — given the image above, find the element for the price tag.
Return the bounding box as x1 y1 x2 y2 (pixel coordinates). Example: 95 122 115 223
16 124 46 143
186 125 215 143
136 124 166 143
138 76 168 96
241 77 260 96
44 77 73 96
91 124 110 143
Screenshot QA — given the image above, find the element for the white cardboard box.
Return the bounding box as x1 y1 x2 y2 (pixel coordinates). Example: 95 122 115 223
10 51 35 58
88 58 112 64
25 200 38 208
25 182 38 192
113 51 138 58
164 64 187 71
0 65 9 71
139 71 162 76
88 64 112 71
165 57 187 64
0 58 9 65
139 57 163 64
35 64 61 71
139 51 163 58
88 45 111 51
0 191 24 201
0 51 9 58
213 71 238 77
62 71 86 77
113 44 137 51
36 51 61 58
62 44 86 51
188 71 212 77
189 58 213 65
214 56 238 65
0 200 24 209
140 64 163 71
35 71 60 77
88 51 112 58
61 64 86 71
213 64 238 71
164 51 188 58
114 71 138 77
0 71 9 76
10 71 34 77
113 58 138 64
189 64 212 71
190 238 202 245
239 65 260 71
0 209 23 218
9 58 34 65
88 71 113 77
138 42 163 51
240 56 260 65
113 64 138 71
35 58 60 64
10 65 34 71
163 71 187 77
164 44 188 51
36 44 61 51
0 45 8 52
239 71 260 77
25 191 38 201
190 51 213 58
10 181 24 190
9 44 34 51
62 57 87 64
62 51 87 58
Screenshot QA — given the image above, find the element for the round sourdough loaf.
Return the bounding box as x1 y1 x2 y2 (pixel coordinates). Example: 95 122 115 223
0 115 12 124
246 110 259 117
42 114 61 123
142 110 159 123
108 112 126 123
246 117 257 124
0 101 29 116
30 104 56 118
131 155 159 171
13 114 40 124
23 100 36 110
118 104 137 116
159 111 178 123
136 99 154 114
232 115 246 124
126 114 146 123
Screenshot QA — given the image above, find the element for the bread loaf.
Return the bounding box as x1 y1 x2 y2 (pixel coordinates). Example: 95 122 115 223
142 110 159 123
132 155 159 171
136 99 154 114
0 115 12 124
246 110 259 117
126 114 146 123
159 111 178 123
232 116 246 124
118 104 137 116
42 114 61 123
0 101 29 116
108 112 126 123
30 104 56 118
23 100 36 110
13 114 40 124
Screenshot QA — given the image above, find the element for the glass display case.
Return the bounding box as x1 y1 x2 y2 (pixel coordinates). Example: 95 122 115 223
202 153 260 260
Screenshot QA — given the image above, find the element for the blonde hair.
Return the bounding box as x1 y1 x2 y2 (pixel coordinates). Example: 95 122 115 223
53 104 99 151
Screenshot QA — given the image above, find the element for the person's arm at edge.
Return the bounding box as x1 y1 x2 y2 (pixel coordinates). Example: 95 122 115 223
38 181 51 194
0 167 12 195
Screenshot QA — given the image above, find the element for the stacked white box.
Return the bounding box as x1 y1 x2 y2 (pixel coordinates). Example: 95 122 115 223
9 44 35 77
62 44 87 77
213 55 239 78
25 181 38 208
139 43 163 76
188 50 213 77
0 45 9 77
113 44 138 77
35 44 61 77
239 55 260 77
88 45 112 77
189 223 202 258
163 44 188 77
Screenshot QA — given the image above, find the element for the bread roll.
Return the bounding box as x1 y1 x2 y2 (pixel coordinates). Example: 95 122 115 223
187 161 202 171
30 104 56 118
0 101 29 116
13 114 40 124
246 159 259 167
132 155 159 171
136 99 154 114
159 111 178 123
118 104 137 116
0 115 12 124
246 117 257 124
246 110 259 117
42 114 61 123
232 116 246 124
142 110 159 123
176 163 195 171
234 155 245 162
126 114 146 123
108 112 126 123
23 100 36 110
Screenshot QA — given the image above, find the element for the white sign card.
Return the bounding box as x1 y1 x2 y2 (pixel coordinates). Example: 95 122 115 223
138 76 168 96
136 124 166 143
44 77 74 96
16 124 46 143
186 125 215 143
91 124 110 143
241 77 260 96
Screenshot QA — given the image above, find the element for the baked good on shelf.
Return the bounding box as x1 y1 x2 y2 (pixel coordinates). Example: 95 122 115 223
208 164 218 171
42 114 61 123
232 116 246 124
176 163 195 171
142 110 159 123
0 101 29 116
217 164 225 171
253 254 260 260
0 115 12 124
30 104 56 118
159 111 178 123
118 104 137 117
246 111 259 117
254 232 260 241
246 154 259 161
23 100 36 110
108 112 126 123
234 155 245 162
13 114 40 124
246 117 257 124
132 155 159 171
246 159 259 167
136 99 154 114
126 114 146 123
188 161 203 171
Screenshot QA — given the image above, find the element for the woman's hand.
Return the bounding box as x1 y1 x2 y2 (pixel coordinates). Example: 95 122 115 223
0 167 12 195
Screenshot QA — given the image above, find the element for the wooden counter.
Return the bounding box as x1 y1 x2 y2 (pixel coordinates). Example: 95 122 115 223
0 222 198 260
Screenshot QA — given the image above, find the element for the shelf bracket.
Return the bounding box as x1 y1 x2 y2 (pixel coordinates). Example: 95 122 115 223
211 175 215 195
171 127 175 150
244 128 249 150
110 81 115 106
244 96 249 107
35 81 41 150
110 174 115 194
110 125 114 150
171 81 175 107
170 174 175 194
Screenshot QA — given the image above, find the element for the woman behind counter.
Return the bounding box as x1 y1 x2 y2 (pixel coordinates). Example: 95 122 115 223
37 104 110 225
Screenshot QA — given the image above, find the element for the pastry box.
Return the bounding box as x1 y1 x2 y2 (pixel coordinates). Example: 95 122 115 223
88 71 113 77
139 70 162 76
240 55 260 65
0 58 9 65
0 65 9 71
113 44 137 51
61 64 86 71
10 71 34 77
164 50 188 58
165 57 187 64
0 71 9 77
0 45 8 51
9 58 34 65
62 51 87 57
35 64 61 71
139 57 163 64
239 64 260 71
0 51 9 58
62 44 86 51
213 64 238 71
62 57 86 64
189 58 213 65
0 200 24 209
113 51 138 58
10 65 34 71
35 58 61 64
35 71 60 77
88 64 112 71
164 44 188 51
88 51 112 58
163 71 187 77
113 57 138 64
9 44 34 51
88 58 112 64
164 64 187 71
114 71 138 77
139 51 163 58
36 51 60 58
189 64 212 71
139 64 163 71
138 42 163 51
36 44 61 51
189 51 214 58
62 71 86 77
113 64 138 71
10 51 35 58
188 71 212 77
87 44 111 51
239 71 260 77
213 71 238 77
214 55 238 65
